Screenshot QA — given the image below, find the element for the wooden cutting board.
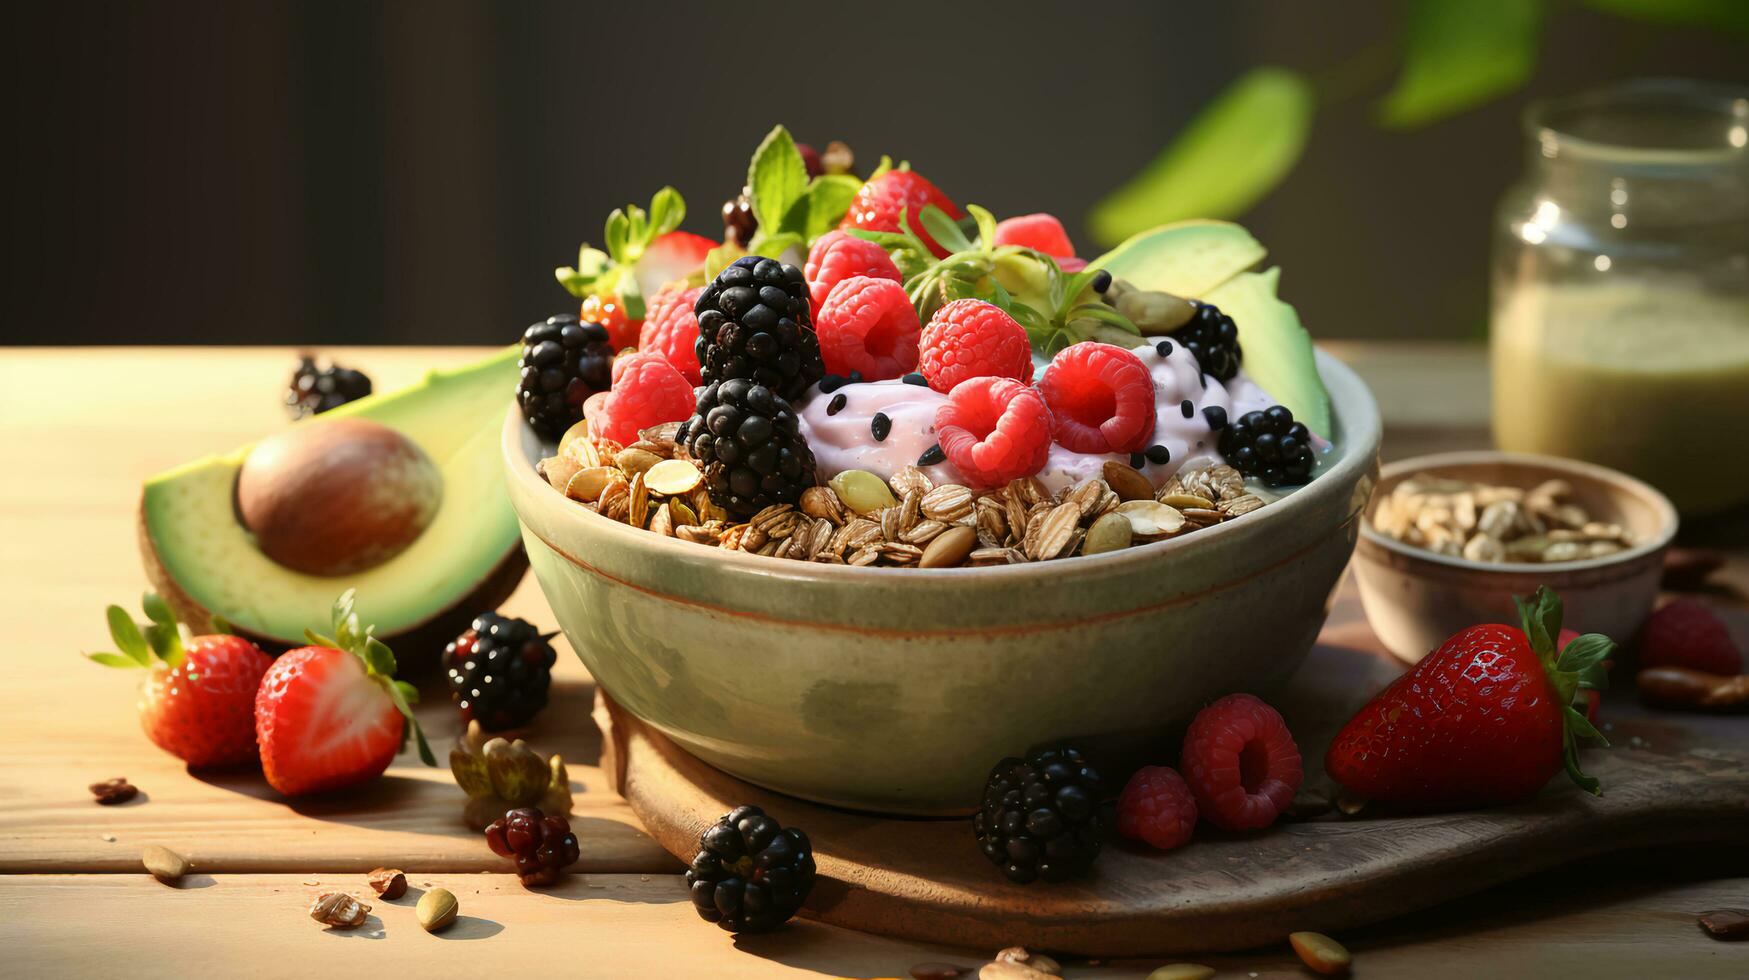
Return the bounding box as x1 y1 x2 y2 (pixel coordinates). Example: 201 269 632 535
595 589 1749 956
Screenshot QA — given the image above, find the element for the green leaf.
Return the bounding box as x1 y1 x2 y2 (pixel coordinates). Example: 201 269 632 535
704 242 746 281
85 652 141 669
784 174 860 242
918 206 973 256
304 628 337 650
1377 0 1544 129
866 155 895 183
555 246 611 298
363 636 397 678
1556 633 1616 674
748 231 805 261
647 186 685 237
966 204 998 250
747 125 807 236
1088 67 1313 247
382 680 436 767
604 210 631 266
1581 0 1749 36
106 606 152 666
141 593 184 669
209 614 235 636
1512 586 1562 662
395 679 420 705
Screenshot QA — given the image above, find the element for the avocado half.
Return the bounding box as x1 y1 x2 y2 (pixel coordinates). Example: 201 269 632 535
138 347 527 656
1090 220 1332 437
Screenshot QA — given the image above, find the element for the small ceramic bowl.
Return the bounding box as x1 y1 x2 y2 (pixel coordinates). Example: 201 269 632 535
1353 451 1678 664
504 351 1382 814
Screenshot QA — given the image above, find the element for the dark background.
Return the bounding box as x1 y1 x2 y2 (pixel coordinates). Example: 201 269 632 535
7 1 1744 346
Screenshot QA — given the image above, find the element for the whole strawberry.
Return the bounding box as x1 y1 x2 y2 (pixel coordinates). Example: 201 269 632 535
255 590 434 796
1325 587 1613 810
86 595 273 768
840 169 962 259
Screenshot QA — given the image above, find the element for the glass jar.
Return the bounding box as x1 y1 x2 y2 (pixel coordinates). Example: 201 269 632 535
1492 79 1749 515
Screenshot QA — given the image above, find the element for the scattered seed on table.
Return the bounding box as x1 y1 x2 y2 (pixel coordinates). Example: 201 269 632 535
1289 931 1352 975
1698 908 1749 939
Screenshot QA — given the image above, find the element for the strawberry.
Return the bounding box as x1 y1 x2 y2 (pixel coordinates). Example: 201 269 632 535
254 590 433 796
556 188 715 352
840 169 963 259
86 595 273 768
1325 587 1614 810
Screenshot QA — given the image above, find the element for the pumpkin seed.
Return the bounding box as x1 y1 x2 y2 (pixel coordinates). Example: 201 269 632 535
1115 499 1185 536
1101 461 1155 501
830 470 898 514
565 466 619 503
1083 512 1134 555
920 525 978 567
614 447 663 476
645 458 703 495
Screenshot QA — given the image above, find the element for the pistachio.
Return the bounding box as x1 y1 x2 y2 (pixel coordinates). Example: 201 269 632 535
484 738 550 805
416 887 459 933
141 844 189 883
1288 931 1352 975
1083 512 1134 555
309 892 370 929
830 469 898 514
919 525 978 568
449 739 492 797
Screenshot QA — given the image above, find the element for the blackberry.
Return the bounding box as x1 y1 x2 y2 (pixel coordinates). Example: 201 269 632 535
517 314 613 441
722 189 757 248
442 613 557 732
684 804 815 933
285 356 371 419
484 807 580 887
1218 405 1315 487
682 378 816 518
1170 302 1242 382
973 745 1108 884
693 255 823 401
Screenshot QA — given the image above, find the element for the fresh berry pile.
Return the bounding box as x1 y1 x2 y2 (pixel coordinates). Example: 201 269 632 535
1179 693 1303 831
684 805 816 932
530 123 1332 561
443 613 557 732
485 806 581 887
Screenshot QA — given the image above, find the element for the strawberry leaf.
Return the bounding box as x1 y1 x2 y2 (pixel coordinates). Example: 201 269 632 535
363 636 397 678
647 186 685 239
918 205 973 256
209 614 235 636
382 678 436 766
86 652 142 669
141 592 185 669
106 605 152 666
966 204 999 250
1513 586 1562 665
1556 633 1616 674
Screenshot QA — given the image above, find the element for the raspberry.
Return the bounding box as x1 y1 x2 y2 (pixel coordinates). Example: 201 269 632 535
805 230 903 315
917 299 1034 394
1179 693 1302 832
590 352 696 446
994 213 1076 260
1640 599 1741 675
815 276 921 381
1116 766 1198 851
935 377 1053 488
582 293 641 352
1037 342 1158 454
638 285 705 385
841 170 963 259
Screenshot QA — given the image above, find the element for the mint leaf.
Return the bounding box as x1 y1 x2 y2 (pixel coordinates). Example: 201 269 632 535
106 605 152 666
785 174 860 242
747 125 807 236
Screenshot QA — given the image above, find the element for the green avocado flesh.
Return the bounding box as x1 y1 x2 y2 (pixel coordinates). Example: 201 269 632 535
141 347 521 644
1089 219 1331 437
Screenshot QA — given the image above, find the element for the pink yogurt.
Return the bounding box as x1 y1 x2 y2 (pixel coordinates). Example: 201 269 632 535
796 337 1279 492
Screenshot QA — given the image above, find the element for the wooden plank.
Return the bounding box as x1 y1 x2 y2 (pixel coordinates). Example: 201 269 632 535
3 871 1746 979
0 347 675 873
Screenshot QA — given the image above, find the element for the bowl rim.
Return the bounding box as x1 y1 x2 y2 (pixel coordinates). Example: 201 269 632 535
503 348 1382 583
1357 449 1679 575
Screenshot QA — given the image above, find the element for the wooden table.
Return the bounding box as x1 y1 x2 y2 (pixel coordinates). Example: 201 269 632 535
3 346 1745 978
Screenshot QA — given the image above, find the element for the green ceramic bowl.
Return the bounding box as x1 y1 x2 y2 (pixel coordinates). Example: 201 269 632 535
504 350 1381 815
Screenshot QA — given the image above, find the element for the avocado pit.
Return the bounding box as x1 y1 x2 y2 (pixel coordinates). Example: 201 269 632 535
237 417 442 576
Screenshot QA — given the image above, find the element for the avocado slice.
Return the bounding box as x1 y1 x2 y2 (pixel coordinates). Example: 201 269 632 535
1089 220 1331 437
1203 268 1332 437
139 347 527 649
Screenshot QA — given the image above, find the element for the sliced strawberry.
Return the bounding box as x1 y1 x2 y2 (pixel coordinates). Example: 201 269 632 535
632 231 717 300
86 594 273 768
253 591 432 797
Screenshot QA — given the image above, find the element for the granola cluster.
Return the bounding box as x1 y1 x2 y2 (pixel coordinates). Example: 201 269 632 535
537 421 1271 568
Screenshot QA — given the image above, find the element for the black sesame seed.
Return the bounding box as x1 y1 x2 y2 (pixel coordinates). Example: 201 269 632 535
1129 452 1146 468
1155 340 1173 358
1180 399 1194 419
918 444 945 466
901 372 928 387
848 370 864 384
826 392 847 416
1091 269 1113 294
871 412 891 442
819 374 847 394
1145 444 1171 465
1198 372 1208 390
1202 406 1228 430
